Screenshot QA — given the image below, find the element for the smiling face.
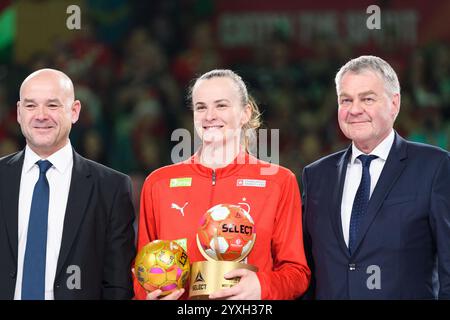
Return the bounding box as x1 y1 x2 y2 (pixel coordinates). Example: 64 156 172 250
17 69 81 158
192 76 250 147
337 70 400 153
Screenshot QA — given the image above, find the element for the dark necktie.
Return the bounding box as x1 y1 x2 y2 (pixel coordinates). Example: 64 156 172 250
22 160 53 300
348 154 378 256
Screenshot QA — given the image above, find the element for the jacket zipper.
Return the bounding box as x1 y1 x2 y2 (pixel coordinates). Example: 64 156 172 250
209 170 216 209
212 170 216 186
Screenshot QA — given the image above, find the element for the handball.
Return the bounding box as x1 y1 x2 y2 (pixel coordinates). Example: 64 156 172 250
197 203 256 261
135 240 190 295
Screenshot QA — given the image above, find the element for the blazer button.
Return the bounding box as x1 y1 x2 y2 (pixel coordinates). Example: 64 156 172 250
10 271 16 279
348 263 356 271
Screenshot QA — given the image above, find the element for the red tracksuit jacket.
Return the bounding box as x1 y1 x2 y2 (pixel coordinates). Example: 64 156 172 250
134 152 310 299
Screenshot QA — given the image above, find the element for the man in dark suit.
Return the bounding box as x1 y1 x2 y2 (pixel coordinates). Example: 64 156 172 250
302 56 450 299
0 69 136 299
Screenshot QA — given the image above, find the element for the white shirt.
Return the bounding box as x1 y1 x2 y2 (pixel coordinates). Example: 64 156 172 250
341 130 395 247
14 142 73 300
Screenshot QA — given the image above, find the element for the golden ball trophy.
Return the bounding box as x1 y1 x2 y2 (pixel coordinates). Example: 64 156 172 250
188 203 257 299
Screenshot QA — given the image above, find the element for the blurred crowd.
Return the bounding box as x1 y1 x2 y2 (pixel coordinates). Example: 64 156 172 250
1 0 449 201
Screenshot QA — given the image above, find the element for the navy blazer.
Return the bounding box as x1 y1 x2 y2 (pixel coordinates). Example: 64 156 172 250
302 133 450 299
0 149 136 299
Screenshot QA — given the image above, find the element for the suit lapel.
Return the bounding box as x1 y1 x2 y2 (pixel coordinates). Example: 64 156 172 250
330 146 352 256
0 151 24 264
55 150 93 278
352 133 408 254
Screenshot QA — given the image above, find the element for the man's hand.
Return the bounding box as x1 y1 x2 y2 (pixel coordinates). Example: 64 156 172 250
209 269 261 300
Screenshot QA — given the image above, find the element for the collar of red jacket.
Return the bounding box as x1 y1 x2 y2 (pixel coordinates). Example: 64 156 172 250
185 149 252 178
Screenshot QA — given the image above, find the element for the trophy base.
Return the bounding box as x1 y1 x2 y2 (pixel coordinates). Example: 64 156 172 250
188 260 257 300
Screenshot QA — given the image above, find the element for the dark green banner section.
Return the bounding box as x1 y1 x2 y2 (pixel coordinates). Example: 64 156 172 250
0 6 15 62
